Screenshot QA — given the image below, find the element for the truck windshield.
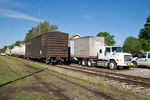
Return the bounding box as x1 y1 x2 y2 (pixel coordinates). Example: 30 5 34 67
112 47 122 52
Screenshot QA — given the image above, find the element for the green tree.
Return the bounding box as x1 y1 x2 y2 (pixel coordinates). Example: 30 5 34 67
15 41 24 46
24 29 34 42
49 25 58 32
138 15 150 51
97 32 116 46
146 15 150 24
24 21 58 42
33 21 58 37
0 46 7 53
122 37 141 54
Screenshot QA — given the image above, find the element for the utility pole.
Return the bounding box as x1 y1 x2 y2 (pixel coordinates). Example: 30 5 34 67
39 5 41 35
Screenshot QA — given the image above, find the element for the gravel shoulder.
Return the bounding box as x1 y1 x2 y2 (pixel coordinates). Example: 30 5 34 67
115 67 150 78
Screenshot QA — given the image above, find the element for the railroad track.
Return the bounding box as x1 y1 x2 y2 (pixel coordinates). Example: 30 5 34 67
11 57 150 89
56 64 150 88
69 64 150 83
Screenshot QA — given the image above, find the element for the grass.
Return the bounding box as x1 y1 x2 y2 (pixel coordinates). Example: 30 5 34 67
14 91 55 100
0 56 18 85
0 56 56 100
0 56 150 100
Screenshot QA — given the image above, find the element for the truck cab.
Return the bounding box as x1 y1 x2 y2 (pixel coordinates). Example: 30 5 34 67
132 52 150 67
96 46 132 69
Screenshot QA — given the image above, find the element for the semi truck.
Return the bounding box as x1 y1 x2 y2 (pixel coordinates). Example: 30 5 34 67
69 36 132 70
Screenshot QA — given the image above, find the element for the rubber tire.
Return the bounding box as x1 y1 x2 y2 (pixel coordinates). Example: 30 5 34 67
109 60 117 70
87 60 94 67
82 59 87 66
132 61 138 68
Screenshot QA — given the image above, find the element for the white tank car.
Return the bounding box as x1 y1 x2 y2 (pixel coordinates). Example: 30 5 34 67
5 47 12 55
11 44 25 57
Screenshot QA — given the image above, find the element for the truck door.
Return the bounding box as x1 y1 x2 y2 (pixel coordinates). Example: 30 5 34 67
105 47 111 60
137 53 147 66
98 47 105 60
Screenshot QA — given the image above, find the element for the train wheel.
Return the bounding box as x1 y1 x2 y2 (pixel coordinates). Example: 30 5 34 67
46 59 50 64
27 57 30 60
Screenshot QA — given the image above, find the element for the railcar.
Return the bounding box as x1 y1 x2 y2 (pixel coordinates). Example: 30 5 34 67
25 31 70 64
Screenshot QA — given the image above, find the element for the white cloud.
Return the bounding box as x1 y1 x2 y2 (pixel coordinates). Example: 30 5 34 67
83 14 96 20
0 8 43 22
0 0 28 8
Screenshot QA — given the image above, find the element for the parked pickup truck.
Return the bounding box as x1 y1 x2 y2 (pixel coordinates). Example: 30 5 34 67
132 52 150 67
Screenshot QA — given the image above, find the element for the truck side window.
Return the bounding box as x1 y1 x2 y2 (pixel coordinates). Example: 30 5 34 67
148 53 150 58
141 53 147 58
106 48 110 53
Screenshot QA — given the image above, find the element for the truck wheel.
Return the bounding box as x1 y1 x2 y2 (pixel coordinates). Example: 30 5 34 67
132 62 137 68
82 59 87 66
87 60 93 67
109 60 117 70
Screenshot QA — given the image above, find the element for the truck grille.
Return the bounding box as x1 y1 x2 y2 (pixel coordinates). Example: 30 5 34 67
124 55 132 61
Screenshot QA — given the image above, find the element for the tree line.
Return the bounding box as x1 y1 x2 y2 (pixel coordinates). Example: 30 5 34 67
122 15 150 54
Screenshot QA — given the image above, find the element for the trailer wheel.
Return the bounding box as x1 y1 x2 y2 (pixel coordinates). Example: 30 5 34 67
109 60 117 70
87 59 94 67
82 59 87 66
132 61 137 68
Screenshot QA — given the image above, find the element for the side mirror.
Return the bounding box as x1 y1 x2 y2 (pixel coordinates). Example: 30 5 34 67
99 49 102 53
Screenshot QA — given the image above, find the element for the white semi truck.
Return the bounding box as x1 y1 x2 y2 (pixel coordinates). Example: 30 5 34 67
69 36 132 70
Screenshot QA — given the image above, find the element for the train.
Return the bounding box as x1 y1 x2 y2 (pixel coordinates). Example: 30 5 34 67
5 31 132 69
6 32 70 64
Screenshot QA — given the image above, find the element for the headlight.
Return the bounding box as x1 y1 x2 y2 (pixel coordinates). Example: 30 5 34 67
116 59 119 61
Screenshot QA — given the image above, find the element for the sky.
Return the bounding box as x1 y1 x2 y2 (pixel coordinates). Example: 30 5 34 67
0 0 150 48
